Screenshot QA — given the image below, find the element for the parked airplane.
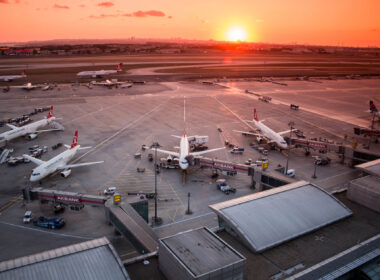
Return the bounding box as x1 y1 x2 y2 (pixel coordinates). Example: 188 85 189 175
0 70 26 82
153 99 225 170
13 82 41 91
24 130 104 182
77 63 123 78
0 106 63 144
369 100 380 118
233 109 291 149
93 79 132 88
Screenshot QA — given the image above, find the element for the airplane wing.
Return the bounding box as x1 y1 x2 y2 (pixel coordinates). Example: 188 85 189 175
153 148 180 157
233 130 264 137
171 135 182 139
57 161 104 170
6 124 18 130
35 128 63 133
191 147 225 156
278 129 293 136
23 154 45 166
78 146 91 150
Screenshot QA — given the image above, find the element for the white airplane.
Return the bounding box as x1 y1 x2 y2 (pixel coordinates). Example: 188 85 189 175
153 100 225 170
77 63 123 78
13 82 41 91
0 70 26 82
0 106 63 144
24 130 104 182
233 109 291 149
93 79 132 88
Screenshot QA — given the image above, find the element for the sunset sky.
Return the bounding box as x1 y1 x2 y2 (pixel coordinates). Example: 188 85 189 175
0 0 379 47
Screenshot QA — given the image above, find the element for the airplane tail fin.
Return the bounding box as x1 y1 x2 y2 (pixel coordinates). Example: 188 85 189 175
21 70 26 76
46 106 53 119
253 108 259 121
71 130 78 149
183 98 186 137
116 63 123 71
370 100 378 112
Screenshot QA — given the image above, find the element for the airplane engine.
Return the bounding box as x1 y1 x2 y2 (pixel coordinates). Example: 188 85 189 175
27 133 37 140
61 169 72 178
256 136 263 143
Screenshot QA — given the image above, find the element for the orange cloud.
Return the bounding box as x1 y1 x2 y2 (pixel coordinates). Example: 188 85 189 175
79 4 85 8
97 2 114 7
123 10 166 17
89 14 118 19
53 4 69 9
0 0 9 3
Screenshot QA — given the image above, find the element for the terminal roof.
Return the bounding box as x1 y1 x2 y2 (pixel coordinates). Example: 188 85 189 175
209 181 352 252
0 237 130 280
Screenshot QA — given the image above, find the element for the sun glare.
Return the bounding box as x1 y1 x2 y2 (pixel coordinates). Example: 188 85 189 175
226 26 248 42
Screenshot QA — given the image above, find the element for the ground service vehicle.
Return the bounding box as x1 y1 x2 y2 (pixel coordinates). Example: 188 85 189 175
230 147 244 154
315 156 331 165
34 216 65 229
216 180 236 194
104 187 116 195
23 211 32 223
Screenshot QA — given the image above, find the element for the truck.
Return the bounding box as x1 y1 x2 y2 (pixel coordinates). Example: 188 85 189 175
230 147 244 154
216 179 236 195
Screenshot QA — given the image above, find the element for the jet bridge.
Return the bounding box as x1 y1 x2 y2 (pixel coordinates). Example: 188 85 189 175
22 187 158 254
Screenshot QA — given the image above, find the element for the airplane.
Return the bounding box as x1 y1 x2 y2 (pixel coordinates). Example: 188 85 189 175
233 109 292 149
152 99 225 170
369 100 380 118
92 79 132 88
77 63 123 78
0 106 63 144
12 82 42 91
0 70 26 82
24 130 104 182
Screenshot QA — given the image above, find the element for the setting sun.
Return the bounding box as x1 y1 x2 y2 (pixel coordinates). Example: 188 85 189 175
226 26 248 42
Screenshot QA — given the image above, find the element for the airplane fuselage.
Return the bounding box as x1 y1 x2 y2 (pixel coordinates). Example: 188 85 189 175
30 145 79 182
77 70 118 78
179 135 190 170
0 75 25 82
0 117 55 142
253 120 288 149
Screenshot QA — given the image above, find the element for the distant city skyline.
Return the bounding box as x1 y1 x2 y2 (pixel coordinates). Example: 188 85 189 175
0 0 379 47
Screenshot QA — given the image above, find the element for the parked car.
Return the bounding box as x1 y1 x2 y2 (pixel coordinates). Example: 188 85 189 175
34 216 65 229
23 211 32 223
104 187 116 195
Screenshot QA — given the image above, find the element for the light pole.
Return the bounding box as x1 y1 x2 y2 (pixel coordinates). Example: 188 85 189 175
285 121 295 175
151 142 161 225
312 161 317 179
186 192 192 215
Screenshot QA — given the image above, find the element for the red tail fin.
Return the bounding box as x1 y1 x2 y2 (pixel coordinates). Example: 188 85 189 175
71 130 78 149
47 106 53 119
116 63 123 70
21 70 26 76
254 108 259 121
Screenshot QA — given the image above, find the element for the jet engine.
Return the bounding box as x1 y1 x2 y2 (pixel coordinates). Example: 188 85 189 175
27 133 37 140
61 169 72 178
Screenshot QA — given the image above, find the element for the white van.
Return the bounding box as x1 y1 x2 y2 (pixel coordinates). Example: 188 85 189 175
286 169 296 177
23 211 32 223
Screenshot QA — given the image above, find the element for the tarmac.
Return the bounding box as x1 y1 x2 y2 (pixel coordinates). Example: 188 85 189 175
0 59 379 272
